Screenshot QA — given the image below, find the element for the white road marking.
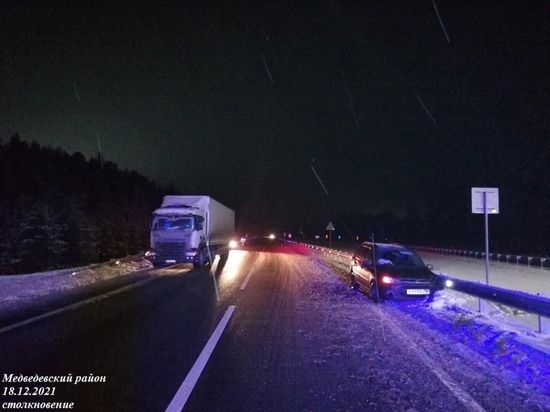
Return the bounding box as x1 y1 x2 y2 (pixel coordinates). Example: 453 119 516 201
239 268 255 290
165 305 236 412
0 277 156 334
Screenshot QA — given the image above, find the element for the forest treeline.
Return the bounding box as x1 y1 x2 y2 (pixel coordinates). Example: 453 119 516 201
0 134 172 275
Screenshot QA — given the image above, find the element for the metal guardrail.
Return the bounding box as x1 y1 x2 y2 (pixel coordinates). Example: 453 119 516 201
413 246 550 270
297 242 550 334
437 274 550 318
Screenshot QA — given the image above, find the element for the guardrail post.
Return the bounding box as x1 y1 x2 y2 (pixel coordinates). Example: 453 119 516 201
539 316 550 334
479 298 490 314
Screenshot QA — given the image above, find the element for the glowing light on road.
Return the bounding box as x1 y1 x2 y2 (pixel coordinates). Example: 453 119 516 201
217 250 247 284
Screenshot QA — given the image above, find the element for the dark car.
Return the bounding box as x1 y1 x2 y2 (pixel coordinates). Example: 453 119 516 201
238 233 278 249
349 242 440 302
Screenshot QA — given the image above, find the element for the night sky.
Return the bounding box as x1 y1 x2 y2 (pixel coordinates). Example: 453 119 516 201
1 1 548 232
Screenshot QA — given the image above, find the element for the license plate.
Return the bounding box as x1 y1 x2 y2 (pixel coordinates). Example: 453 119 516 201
406 289 430 295
166 259 176 263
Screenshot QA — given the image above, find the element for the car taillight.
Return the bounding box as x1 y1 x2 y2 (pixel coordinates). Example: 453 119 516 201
381 275 398 284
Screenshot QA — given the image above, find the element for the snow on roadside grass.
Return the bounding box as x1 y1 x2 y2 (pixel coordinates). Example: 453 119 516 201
0 257 152 311
428 289 550 355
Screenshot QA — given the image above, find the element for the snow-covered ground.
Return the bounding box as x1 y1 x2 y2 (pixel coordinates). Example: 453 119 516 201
418 251 550 297
418 251 550 352
0 257 153 324
427 289 550 354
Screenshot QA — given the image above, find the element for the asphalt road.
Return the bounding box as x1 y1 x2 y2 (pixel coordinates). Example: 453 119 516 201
1 241 548 411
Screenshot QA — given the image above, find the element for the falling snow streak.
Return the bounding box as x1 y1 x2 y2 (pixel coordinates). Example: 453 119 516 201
347 88 360 130
432 0 451 43
73 82 81 103
262 30 271 43
261 53 274 83
311 165 329 196
415 94 438 126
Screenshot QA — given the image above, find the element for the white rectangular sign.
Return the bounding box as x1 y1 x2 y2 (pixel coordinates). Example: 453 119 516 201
471 187 499 214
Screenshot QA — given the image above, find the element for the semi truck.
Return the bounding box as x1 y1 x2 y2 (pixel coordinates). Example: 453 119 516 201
147 195 235 268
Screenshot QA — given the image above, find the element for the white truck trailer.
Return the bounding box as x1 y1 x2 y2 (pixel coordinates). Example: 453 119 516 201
147 195 235 268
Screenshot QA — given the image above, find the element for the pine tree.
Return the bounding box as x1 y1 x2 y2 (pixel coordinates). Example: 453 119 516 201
18 201 66 272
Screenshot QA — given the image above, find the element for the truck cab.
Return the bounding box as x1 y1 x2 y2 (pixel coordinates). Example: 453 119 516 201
147 196 234 268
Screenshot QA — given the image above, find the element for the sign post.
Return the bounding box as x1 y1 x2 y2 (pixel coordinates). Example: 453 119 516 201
326 222 335 249
471 187 499 285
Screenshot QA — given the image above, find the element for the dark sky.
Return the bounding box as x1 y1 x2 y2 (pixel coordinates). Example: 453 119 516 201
1 1 548 232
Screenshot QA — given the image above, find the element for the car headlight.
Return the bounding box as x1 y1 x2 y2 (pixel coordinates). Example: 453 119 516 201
229 240 238 249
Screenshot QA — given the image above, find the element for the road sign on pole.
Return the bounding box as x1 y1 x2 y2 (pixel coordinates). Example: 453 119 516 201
471 188 499 288
326 222 335 249
471 187 499 214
